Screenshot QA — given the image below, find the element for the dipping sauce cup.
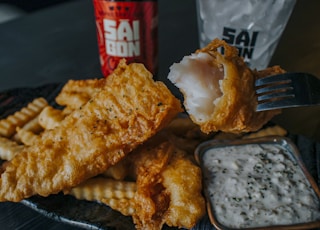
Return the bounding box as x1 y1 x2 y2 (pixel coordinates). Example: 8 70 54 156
195 136 320 229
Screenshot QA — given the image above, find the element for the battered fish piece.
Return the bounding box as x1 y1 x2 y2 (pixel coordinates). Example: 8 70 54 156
161 150 205 228
168 39 284 134
128 137 205 230
0 60 182 202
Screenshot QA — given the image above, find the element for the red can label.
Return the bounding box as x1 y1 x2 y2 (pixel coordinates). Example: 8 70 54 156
93 0 158 77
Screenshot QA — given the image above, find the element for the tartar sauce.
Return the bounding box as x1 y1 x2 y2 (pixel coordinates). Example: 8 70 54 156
202 143 320 228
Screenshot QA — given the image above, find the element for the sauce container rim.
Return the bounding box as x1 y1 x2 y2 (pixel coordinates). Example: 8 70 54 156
194 135 320 230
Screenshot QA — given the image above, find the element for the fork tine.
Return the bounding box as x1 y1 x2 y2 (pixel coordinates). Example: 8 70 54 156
255 72 320 111
257 90 295 102
256 82 293 95
255 73 291 87
256 97 300 111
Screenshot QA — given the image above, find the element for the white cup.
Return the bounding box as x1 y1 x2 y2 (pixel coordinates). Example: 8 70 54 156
196 0 296 70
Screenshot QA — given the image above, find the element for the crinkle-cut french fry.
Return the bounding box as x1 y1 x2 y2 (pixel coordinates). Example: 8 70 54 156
55 79 105 109
20 116 43 134
0 97 48 137
28 97 48 111
101 197 135 216
13 116 43 143
0 137 24 161
69 177 136 200
242 125 287 139
16 127 39 146
58 93 89 110
102 158 130 180
69 177 136 216
38 106 65 130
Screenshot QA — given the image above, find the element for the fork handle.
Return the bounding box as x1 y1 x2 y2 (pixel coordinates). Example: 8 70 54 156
307 75 320 104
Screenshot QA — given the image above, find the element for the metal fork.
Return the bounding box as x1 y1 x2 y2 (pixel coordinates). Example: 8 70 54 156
255 72 320 111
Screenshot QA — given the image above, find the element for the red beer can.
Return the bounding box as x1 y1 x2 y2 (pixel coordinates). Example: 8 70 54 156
92 0 158 77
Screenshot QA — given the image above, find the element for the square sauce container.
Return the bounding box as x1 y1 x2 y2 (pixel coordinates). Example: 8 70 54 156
195 136 320 229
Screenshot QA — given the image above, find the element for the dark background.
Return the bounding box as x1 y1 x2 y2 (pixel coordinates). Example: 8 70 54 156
0 0 74 12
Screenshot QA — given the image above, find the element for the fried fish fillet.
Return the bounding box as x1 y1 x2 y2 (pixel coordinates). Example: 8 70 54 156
128 137 205 230
168 39 284 134
0 60 182 202
161 150 205 229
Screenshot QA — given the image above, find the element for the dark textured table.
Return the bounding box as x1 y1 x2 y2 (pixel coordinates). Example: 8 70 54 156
0 0 320 229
